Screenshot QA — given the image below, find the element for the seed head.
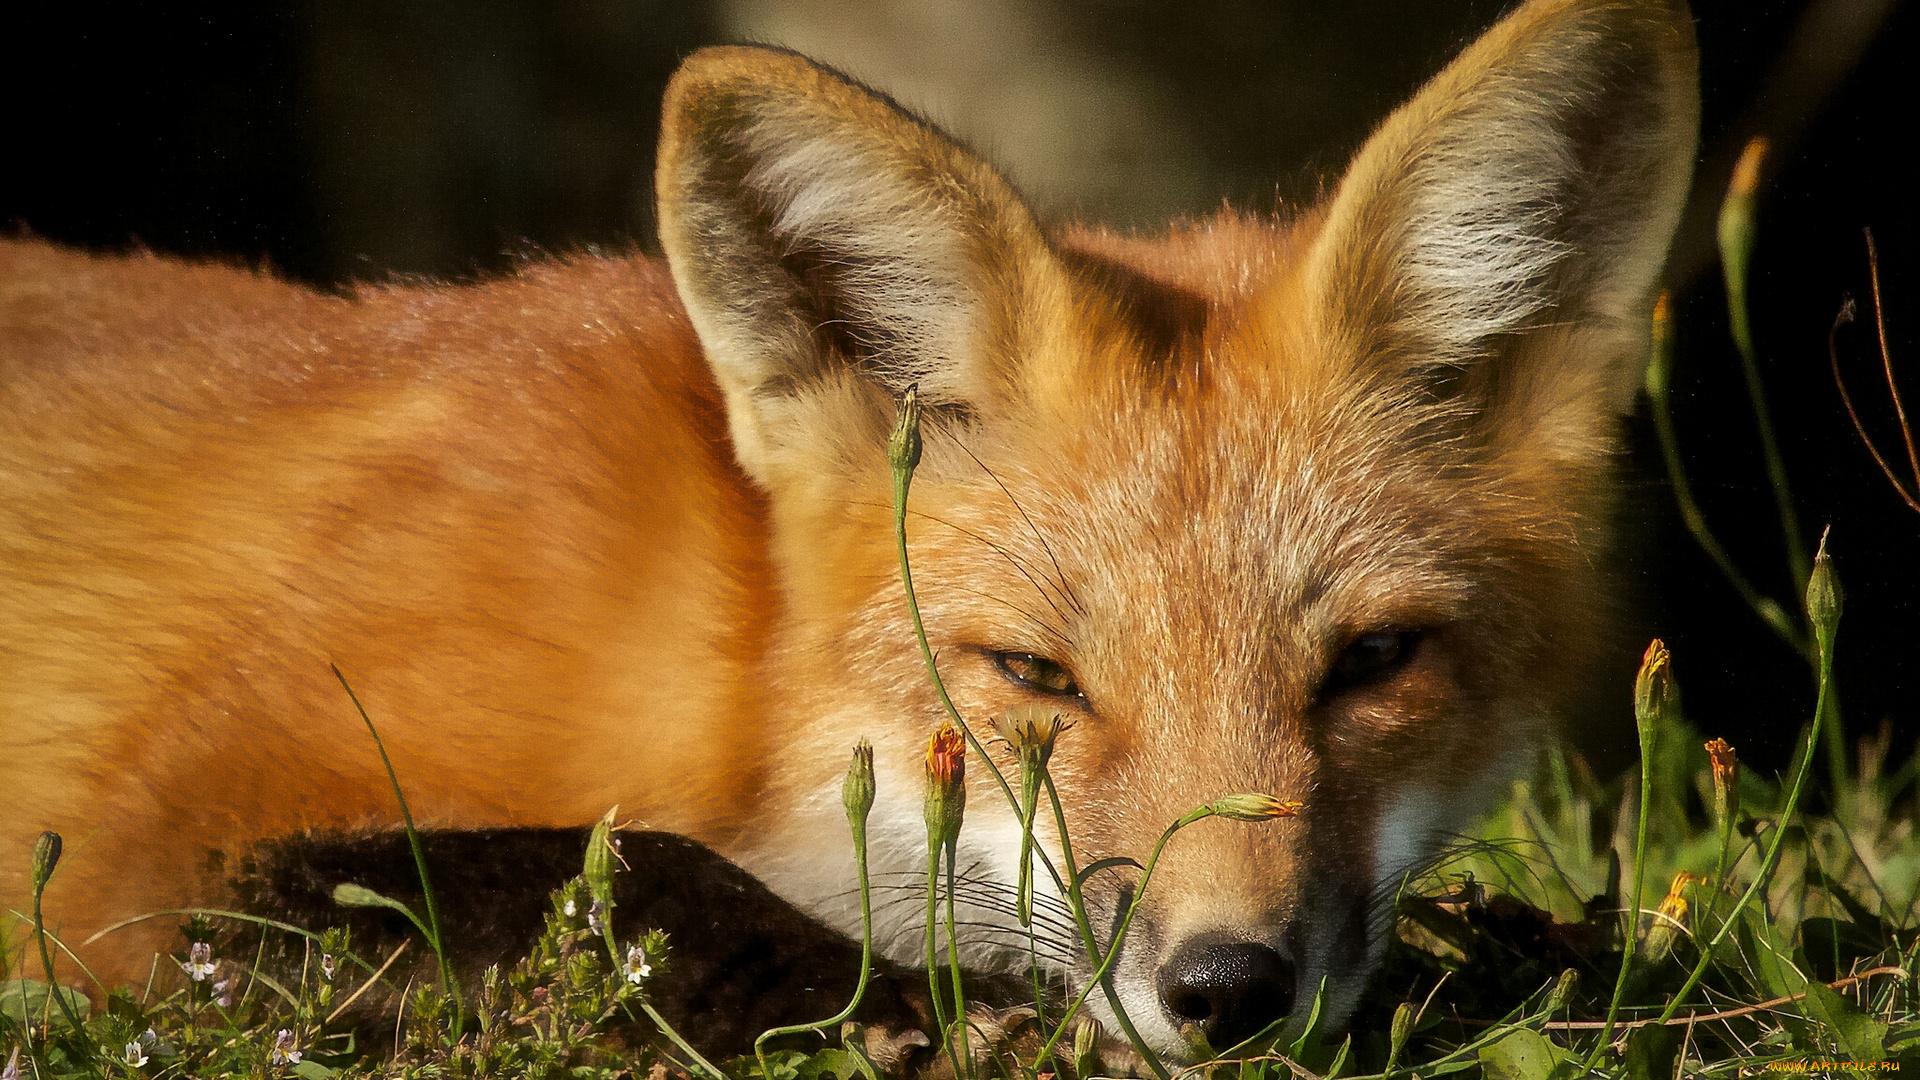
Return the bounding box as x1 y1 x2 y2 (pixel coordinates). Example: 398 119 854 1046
1543 968 1580 1016
1388 1002 1415 1064
991 705 1073 774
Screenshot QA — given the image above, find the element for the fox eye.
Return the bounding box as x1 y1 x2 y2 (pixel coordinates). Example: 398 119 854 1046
1324 630 1420 694
995 652 1081 697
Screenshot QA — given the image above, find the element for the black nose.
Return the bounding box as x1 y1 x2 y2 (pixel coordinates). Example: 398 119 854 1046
1157 940 1296 1048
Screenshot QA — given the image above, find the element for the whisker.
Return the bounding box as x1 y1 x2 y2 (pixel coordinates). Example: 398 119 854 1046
845 495 1075 635
944 585 1076 653
952 434 1086 617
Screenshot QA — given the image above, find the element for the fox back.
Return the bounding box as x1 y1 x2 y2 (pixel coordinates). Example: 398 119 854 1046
1 0 1697 1057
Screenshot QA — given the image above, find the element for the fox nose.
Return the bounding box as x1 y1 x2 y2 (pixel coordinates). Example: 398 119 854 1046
1157 940 1296 1048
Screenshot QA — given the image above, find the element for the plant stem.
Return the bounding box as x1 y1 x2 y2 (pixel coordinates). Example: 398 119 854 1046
926 843 961 1078
1655 594 1837 1023
1718 141 1809 595
29 837 86 1036
754 812 874 1077
1645 296 1809 658
332 664 462 1038
1040 776 1169 1078
947 853 970 1074
638 999 732 1080
1034 806 1212 1068
1586 690 1659 1066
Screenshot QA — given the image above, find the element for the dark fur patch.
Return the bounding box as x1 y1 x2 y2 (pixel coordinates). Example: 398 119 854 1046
228 827 951 1057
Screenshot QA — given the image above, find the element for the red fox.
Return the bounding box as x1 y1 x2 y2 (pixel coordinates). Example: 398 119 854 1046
0 0 1697 1057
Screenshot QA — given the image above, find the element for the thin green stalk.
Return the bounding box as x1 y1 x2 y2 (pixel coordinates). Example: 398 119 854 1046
755 748 877 1076
28 833 86 1037
331 664 462 1038
1586 641 1669 1068
926 843 961 1079
1719 138 1809 595
886 389 1166 1078
1041 775 1168 1078
1033 804 1219 1068
638 998 732 1080
584 815 732 1080
1644 296 1808 657
946 854 970 1073
1656 536 1840 1024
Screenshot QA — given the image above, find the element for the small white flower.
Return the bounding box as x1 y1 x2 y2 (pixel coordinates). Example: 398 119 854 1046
213 975 234 1009
563 897 577 917
586 899 606 936
270 1029 302 1066
123 1041 149 1068
182 941 215 982
320 953 336 981
624 944 652 984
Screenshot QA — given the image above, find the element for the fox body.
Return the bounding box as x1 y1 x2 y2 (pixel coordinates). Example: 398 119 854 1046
0 0 1697 1056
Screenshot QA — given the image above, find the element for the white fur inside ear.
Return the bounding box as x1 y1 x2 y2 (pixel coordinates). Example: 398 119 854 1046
1316 5 1695 380
734 115 981 404
1392 104 1578 363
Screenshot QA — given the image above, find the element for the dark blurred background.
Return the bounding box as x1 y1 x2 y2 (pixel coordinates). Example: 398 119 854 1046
4 0 1913 780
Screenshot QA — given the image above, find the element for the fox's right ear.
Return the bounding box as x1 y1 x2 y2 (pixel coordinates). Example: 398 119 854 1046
1302 0 1699 460
655 46 1060 490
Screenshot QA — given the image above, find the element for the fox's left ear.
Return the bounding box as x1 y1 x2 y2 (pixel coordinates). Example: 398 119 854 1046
1306 0 1698 454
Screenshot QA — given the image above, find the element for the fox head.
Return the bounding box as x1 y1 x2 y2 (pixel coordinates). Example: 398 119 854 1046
655 0 1697 1058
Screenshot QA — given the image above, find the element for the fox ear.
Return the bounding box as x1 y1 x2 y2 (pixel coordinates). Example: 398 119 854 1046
1305 0 1698 451
655 46 1056 488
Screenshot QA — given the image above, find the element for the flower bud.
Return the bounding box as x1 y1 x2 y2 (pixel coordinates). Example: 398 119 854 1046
31 831 61 891
1387 1002 1415 1068
1705 737 1739 831
888 385 923 475
843 740 876 835
1073 1017 1101 1080
584 806 619 909
1639 872 1700 965
1633 640 1675 757
1806 529 1842 651
1543 968 1579 1016
1205 794 1303 822
924 721 967 856
1643 292 1673 399
1717 138 1767 308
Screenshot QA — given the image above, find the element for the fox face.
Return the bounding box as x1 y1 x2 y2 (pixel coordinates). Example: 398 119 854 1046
658 0 1697 1056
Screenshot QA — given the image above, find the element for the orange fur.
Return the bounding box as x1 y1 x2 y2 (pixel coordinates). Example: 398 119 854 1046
3 0 1698 1056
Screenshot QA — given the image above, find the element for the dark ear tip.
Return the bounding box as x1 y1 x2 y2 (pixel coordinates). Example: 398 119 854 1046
661 45 842 123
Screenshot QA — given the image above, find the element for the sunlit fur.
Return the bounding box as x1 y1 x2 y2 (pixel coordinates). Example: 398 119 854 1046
1 0 1696 1060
